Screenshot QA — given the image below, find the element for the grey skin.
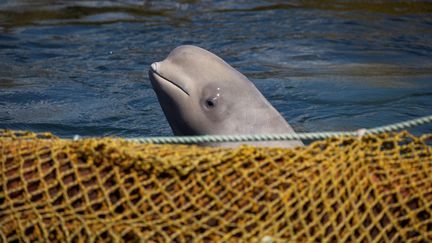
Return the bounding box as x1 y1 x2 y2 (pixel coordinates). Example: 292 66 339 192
148 45 303 148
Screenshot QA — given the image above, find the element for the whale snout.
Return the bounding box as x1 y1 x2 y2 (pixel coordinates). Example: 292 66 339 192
150 62 159 73
148 61 190 96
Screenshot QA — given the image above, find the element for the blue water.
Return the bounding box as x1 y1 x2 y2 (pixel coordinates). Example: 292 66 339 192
0 1 431 138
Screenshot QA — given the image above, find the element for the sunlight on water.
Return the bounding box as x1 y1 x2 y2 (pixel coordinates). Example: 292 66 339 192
0 0 431 137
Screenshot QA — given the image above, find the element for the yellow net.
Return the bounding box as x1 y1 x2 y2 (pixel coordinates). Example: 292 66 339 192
1 129 431 242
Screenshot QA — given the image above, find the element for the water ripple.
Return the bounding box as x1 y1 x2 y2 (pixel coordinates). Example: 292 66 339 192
0 0 431 137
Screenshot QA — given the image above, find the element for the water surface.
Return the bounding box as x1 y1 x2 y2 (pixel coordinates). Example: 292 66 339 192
1 1 431 138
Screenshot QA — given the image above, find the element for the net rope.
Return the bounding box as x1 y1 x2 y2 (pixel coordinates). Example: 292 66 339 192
1 129 432 242
125 114 432 144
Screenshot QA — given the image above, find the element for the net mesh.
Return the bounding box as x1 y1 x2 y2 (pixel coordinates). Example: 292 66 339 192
1 129 431 242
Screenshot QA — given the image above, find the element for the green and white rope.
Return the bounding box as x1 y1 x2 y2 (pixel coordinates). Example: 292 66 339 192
123 114 432 144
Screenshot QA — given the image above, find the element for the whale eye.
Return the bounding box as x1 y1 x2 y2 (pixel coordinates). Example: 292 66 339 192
205 96 218 109
202 87 221 110
206 99 215 107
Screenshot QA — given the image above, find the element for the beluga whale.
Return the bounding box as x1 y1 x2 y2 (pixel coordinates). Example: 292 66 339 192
148 45 303 148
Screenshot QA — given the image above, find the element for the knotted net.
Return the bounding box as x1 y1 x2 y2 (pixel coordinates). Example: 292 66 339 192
1 130 431 242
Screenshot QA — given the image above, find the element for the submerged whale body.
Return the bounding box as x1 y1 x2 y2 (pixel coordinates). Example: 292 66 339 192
149 45 303 148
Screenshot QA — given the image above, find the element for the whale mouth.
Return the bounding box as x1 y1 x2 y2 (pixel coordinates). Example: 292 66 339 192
149 69 190 96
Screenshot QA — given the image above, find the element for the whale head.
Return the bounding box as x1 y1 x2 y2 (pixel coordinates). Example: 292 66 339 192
149 45 303 147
